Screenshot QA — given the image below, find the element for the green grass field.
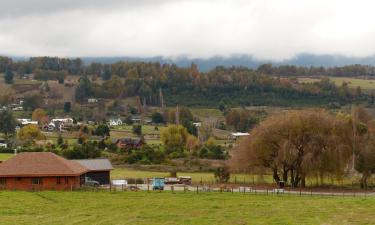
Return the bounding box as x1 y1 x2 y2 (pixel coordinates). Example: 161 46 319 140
112 167 273 184
0 153 13 161
298 76 375 90
0 191 374 225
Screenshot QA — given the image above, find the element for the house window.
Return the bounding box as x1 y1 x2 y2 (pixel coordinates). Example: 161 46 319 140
0 178 6 185
56 177 61 184
64 177 69 184
32 178 42 185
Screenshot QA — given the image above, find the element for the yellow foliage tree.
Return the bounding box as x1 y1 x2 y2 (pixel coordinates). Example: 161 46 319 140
18 124 46 144
160 125 189 153
32 108 48 124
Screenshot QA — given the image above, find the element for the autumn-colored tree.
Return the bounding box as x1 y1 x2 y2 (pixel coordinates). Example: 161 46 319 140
32 108 48 125
18 124 46 145
225 109 263 132
230 110 353 187
168 107 194 124
185 134 200 152
355 136 375 188
160 125 189 153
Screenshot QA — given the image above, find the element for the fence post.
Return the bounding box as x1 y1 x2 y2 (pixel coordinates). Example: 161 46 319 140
196 186 198 194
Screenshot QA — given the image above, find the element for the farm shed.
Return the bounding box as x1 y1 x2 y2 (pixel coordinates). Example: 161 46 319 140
0 152 88 191
74 159 113 185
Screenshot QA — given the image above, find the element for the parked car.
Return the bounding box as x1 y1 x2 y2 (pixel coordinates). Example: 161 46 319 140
164 177 180 185
178 176 192 185
152 177 165 190
85 177 100 187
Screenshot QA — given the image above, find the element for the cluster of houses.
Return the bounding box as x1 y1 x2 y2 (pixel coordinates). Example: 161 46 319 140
0 100 25 112
16 117 75 132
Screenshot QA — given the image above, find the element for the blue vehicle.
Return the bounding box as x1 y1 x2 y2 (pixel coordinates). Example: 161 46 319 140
152 177 165 190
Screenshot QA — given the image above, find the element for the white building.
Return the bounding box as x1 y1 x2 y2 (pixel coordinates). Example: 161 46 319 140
193 122 202 127
231 132 250 139
88 98 98 103
109 118 123 126
51 118 74 124
17 119 38 126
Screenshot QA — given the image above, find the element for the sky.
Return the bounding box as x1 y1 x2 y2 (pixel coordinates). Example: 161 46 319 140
0 0 375 60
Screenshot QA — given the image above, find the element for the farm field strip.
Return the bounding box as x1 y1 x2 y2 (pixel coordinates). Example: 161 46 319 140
0 191 374 225
298 76 375 90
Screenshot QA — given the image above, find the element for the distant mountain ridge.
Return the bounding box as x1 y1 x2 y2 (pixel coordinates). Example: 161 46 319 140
13 53 375 72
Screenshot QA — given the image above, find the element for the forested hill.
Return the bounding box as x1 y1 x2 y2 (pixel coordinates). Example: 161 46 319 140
0 56 373 107
80 54 375 72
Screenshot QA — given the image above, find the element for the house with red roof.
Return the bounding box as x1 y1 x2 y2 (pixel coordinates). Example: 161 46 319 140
0 152 89 191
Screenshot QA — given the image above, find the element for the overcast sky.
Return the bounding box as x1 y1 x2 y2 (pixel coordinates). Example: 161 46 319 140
0 0 374 60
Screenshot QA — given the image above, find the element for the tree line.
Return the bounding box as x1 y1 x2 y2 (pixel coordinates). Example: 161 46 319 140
1 56 371 107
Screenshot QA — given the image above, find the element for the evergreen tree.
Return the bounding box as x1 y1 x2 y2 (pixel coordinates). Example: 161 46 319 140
4 68 13 84
75 75 93 101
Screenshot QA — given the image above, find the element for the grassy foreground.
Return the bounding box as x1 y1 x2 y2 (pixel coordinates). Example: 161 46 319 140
0 153 13 161
0 191 374 225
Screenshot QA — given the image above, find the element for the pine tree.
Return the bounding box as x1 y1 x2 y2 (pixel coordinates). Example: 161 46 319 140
4 68 13 84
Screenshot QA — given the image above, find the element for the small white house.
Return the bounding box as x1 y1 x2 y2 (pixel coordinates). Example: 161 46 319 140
109 118 123 126
17 119 38 126
88 98 98 103
12 106 24 111
52 118 74 124
193 122 202 127
231 132 250 139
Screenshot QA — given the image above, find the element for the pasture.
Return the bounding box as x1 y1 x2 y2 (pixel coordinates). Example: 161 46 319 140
111 167 261 184
298 76 375 90
0 153 13 161
0 191 374 225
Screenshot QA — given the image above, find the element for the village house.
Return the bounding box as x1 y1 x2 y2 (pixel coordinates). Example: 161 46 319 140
0 152 88 191
115 138 145 149
0 139 7 148
52 118 74 124
88 98 98 103
17 119 38 126
0 152 114 190
230 132 250 140
109 118 123 126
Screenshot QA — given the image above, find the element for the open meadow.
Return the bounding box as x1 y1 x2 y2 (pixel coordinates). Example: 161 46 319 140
298 76 375 90
0 153 13 161
0 191 374 225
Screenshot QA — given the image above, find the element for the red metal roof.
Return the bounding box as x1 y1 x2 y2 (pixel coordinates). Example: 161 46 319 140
0 152 88 177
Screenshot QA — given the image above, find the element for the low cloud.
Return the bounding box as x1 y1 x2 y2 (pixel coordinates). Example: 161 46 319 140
0 0 374 60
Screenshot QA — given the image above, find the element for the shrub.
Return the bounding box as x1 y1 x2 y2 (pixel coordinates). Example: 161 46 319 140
214 167 230 183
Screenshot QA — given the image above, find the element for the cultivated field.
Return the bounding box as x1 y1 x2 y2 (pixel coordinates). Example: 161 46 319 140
298 76 375 90
0 191 374 225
